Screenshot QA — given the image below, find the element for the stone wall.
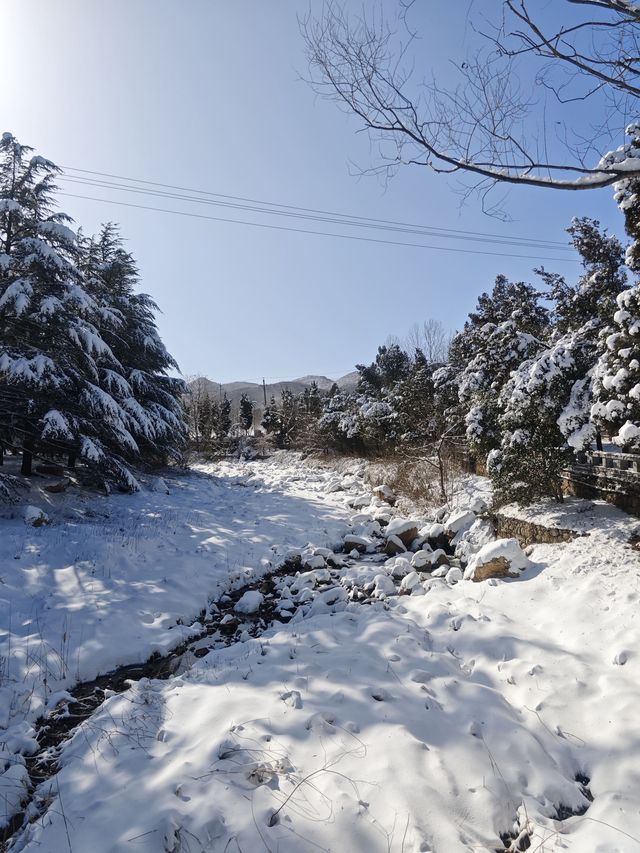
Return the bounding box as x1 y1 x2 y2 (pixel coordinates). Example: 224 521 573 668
492 512 581 548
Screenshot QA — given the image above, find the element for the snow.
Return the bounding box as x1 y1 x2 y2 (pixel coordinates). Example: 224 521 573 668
234 590 264 614
464 537 530 580
3 455 640 851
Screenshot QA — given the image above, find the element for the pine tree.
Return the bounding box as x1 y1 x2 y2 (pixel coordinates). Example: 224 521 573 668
492 219 627 503
239 393 254 433
261 395 281 435
0 135 135 484
218 393 232 438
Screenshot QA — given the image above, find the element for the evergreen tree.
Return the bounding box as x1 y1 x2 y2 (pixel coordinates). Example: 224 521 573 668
492 219 627 503
239 393 254 433
218 393 231 438
261 395 281 435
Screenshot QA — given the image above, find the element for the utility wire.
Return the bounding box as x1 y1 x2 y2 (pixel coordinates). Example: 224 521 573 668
59 174 572 252
60 165 573 251
58 191 576 262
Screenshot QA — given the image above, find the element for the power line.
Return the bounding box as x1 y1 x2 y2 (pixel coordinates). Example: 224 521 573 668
60 165 573 251
59 174 573 252
58 191 576 262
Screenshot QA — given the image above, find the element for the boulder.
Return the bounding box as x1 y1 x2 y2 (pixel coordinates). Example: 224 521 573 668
303 554 326 570
411 550 433 570
372 484 396 505
399 571 421 593
348 494 372 509
385 518 420 547
384 535 406 556
445 566 463 585
343 534 370 553
44 477 71 494
373 574 397 597
234 591 264 614
389 556 412 578
24 506 49 527
444 509 476 537
464 538 529 582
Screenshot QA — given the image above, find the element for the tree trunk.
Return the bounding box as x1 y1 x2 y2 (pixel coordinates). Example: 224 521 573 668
0 444 3 466
67 451 76 469
595 431 603 452
21 437 34 476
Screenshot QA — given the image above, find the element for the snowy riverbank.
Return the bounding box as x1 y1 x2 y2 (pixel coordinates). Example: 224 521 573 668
2 455 640 851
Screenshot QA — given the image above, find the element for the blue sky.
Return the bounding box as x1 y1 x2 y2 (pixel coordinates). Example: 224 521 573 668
0 1 626 382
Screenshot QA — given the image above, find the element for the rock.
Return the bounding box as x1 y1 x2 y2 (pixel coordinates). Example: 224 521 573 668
431 566 448 578
464 538 529 582
326 479 343 493
384 535 406 556
373 574 397 597
373 508 392 526
430 548 449 567
445 567 463 585
390 557 412 578
399 571 421 593
421 522 444 540
343 534 370 553
44 477 71 494
372 484 396 505
454 519 495 563
385 518 419 547
234 590 264 614
411 550 433 570
24 506 49 527
348 494 372 509
444 509 476 537
326 553 347 568
303 554 326 570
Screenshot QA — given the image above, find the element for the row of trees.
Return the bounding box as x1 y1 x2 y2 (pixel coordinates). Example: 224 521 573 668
0 134 187 490
182 205 636 506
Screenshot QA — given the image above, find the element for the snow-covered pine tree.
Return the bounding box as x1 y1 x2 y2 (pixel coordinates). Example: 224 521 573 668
590 125 640 450
239 393 254 433
218 393 232 439
0 134 138 485
459 320 544 458
261 395 281 435
492 219 627 503
79 224 187 468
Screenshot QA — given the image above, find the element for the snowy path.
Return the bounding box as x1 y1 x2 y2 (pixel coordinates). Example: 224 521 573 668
2 457 640 852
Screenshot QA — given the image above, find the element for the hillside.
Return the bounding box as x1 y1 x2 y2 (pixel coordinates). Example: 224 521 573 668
190 370 359 413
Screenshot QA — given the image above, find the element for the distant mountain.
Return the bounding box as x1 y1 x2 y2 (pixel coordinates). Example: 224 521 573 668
189 371 359 415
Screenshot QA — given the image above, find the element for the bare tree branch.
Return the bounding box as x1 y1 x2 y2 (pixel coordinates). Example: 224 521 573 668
300 1 640 199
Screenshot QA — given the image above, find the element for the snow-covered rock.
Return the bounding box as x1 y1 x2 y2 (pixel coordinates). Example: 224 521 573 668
399 571 421 593
385 518 419 546
343 534 370 553
443 509 475 536
373 573 397 597
464 538 529 582
24 505 49 527
454 518 495 564
445 566 463 585
372 484 396 505
411 550 433 570
234 590 264 614
303 554 326 570
384 535 407 556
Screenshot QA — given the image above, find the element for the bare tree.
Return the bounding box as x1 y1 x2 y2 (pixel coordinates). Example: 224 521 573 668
301 1 640 207
405 319 452 363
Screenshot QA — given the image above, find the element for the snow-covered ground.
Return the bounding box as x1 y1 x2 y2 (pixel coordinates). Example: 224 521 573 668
2 455 640 851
